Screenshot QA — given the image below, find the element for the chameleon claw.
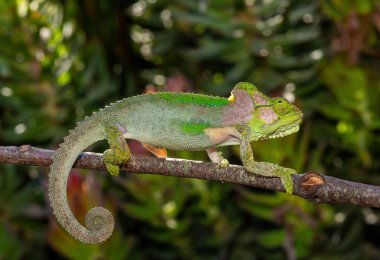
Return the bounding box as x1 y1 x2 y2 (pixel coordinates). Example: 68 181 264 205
103 149 124 176
106 164 120 176
218 159 230 168
279 168 295 195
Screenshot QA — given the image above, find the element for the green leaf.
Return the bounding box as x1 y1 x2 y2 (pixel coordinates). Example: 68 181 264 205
269 26 320 46
238 200 275 221
268 52 317 69
171 10 237 34
288 3 316 24
321 59 368 110
257 229 286 248
123 202 160 222
0 224 22 260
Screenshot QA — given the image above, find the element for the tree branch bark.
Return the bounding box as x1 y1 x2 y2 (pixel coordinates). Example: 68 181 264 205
1 145 380 208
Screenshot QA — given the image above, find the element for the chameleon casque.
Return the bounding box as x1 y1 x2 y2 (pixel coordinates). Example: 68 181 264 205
48 82 303 244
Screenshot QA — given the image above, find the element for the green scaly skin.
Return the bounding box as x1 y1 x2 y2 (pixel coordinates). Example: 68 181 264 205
48 82 303 244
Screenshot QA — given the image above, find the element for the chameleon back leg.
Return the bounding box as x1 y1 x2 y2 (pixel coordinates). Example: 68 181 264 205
103 122 131 176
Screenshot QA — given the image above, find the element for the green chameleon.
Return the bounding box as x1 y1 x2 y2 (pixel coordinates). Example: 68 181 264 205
48 82 303 244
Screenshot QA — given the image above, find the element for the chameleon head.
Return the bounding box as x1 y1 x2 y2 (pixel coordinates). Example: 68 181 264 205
232 82 303 141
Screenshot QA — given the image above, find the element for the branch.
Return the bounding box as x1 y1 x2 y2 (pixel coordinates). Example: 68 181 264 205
1 145 380 208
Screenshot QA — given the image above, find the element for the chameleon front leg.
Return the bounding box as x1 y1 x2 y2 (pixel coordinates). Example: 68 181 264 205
239 129 296 194
103 122 131 176
206 147 229 168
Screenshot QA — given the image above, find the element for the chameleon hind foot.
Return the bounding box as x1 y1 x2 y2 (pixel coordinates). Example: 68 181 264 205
103 122 131 177
103 149 130 176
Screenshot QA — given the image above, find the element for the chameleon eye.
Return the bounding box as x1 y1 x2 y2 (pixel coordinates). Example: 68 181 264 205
274 98 288 113
276 98 286 104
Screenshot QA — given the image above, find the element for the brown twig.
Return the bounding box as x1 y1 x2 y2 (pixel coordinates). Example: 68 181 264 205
1 145 380 208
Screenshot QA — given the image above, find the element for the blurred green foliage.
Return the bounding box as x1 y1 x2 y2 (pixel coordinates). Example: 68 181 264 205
1 0 380 258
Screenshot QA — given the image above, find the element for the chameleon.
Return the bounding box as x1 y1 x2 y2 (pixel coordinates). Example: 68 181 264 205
48 82 303 244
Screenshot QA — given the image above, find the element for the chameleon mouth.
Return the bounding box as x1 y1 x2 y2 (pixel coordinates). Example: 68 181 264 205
251 111 303 141
268 124 300 139
267 112 302 139
253 123 300 141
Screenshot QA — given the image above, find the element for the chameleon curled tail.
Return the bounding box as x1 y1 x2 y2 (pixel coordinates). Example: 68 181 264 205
48 115 114 244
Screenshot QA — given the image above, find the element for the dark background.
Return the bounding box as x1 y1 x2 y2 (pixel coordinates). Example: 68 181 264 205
1 0 380 259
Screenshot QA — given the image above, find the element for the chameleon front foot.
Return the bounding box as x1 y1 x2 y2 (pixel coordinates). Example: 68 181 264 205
206 147 229 168
277 167 295 195
239 132 296 195
218 159 230 168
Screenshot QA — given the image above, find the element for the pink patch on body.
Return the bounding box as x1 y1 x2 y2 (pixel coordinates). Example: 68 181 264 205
259 107 278 124
223 90 254 125
253 92 268 105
